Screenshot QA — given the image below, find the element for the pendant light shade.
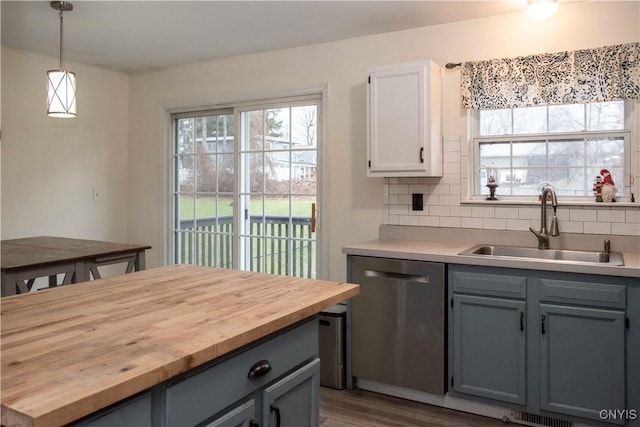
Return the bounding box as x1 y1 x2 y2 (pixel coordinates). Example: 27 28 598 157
47 1 76 118
47 70 76 117
526 0 559 20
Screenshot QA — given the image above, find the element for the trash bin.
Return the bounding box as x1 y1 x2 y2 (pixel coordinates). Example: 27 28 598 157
319 304 346 389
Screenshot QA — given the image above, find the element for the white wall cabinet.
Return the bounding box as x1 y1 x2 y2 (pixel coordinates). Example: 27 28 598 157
367 60 443 177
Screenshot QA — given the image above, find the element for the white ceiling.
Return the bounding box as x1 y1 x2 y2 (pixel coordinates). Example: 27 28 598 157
1 1 527 73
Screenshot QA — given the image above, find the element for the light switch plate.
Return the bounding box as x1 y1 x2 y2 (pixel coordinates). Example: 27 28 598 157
92 187 102 202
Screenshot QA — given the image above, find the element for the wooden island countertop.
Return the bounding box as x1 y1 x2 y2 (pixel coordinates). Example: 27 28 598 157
0 264 359 427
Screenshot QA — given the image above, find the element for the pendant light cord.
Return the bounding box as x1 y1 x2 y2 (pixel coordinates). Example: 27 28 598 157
59 9 64 70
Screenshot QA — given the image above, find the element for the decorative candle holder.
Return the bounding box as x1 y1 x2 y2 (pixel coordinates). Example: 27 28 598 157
486 176 499 201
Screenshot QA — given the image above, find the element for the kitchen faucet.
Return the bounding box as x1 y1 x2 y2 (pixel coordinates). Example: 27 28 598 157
530 185 559 250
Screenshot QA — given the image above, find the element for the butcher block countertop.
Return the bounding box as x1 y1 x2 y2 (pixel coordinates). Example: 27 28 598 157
0 264 360 427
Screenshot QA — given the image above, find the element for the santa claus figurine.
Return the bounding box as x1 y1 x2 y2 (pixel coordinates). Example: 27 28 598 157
600 169 617 203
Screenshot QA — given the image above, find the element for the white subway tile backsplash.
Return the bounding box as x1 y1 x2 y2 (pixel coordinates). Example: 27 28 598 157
389 184 409 195
398 194 411 205
597 210 626 223
444 161 460 175
444 152 460 164
461 217 484 229
419 216 439 227
518 207 540 220
495 207 519 219
507 219 532 231
484 218 507 230
440 216 461 228
570 209 597 222
472 206 495 218
626 209 640 223
423 194 439 205
612 222 640 236
583 222 611 234
451 206 473 217
429 205 450 217
429 184 451 195
438 195 460 206
444 139 461 152
560 221 584 233
390 205 409 215
398 215 420 226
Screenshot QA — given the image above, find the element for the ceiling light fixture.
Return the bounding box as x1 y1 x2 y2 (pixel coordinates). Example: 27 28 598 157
526 0 559 20
47 1 76 118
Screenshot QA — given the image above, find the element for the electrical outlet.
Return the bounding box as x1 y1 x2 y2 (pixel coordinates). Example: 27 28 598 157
412 193 423 211
92 187 102 202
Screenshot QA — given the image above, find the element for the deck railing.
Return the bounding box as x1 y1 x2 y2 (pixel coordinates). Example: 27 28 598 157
177 215 315 278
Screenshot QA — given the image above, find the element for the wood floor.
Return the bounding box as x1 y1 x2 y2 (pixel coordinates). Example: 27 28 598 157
319 387 506 427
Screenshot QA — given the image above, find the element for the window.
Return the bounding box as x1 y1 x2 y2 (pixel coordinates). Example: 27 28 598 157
472 101 632 200
172 95 321 278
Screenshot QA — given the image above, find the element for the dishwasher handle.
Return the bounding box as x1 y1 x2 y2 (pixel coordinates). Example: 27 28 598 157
364 269 429 283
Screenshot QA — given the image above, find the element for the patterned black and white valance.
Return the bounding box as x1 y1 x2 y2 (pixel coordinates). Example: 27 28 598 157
461 42 640 110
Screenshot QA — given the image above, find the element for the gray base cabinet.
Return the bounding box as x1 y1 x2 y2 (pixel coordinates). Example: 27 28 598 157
452 294 526 405
262 358 320 427
539 304 625 421
205 399 256 427
449 265 634 426
71 317 320 427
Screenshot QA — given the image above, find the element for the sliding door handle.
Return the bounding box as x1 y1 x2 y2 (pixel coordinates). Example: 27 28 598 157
311 203 316 233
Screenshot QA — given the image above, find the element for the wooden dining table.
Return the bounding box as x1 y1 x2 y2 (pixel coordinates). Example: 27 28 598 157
1 236 151 296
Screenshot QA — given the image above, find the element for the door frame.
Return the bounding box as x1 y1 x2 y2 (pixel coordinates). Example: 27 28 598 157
160 87 328 279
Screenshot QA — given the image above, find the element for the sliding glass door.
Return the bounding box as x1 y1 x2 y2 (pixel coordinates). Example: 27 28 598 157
173 96 320 278
239 102 318 278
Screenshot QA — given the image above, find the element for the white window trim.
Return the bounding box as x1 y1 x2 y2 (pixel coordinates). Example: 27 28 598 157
465 101 638 206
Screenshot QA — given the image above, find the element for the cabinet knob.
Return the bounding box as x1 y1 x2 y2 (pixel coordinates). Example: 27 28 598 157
248 360 272 379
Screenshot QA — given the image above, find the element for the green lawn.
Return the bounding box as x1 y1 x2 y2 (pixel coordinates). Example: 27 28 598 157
179 195 314 219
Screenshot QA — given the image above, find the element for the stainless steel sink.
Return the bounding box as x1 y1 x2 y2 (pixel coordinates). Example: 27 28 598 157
459 244 624 266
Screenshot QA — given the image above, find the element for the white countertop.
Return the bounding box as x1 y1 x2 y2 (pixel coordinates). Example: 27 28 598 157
343 239 640 279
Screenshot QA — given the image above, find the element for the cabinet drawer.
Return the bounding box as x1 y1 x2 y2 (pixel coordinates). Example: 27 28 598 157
539 278 626 309
451 268 526 299
165 317 318 426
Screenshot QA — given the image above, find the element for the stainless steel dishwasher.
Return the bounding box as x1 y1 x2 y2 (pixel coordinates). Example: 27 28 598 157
349 255 445 394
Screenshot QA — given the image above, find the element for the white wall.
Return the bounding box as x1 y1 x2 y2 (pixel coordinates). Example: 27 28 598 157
127 1 639 281
1 47 130 242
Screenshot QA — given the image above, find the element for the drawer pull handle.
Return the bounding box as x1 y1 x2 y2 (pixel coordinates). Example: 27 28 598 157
520 311 525 331
271 405 281 427
541 313 546 335
248 360 272 379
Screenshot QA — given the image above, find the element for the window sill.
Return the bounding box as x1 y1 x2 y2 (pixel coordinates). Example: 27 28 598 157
461 199 639 208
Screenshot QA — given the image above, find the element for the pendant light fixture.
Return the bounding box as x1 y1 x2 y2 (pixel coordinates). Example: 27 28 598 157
47 1 76 118
526 0 559 20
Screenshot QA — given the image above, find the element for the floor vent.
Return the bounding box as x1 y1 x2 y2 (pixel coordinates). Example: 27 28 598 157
512 411 575 427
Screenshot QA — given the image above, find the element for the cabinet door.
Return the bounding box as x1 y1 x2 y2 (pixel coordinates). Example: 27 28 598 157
262 358 320 427
539 304 625 423
367 61 442 177
204 399 257 427
453 294 526 405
